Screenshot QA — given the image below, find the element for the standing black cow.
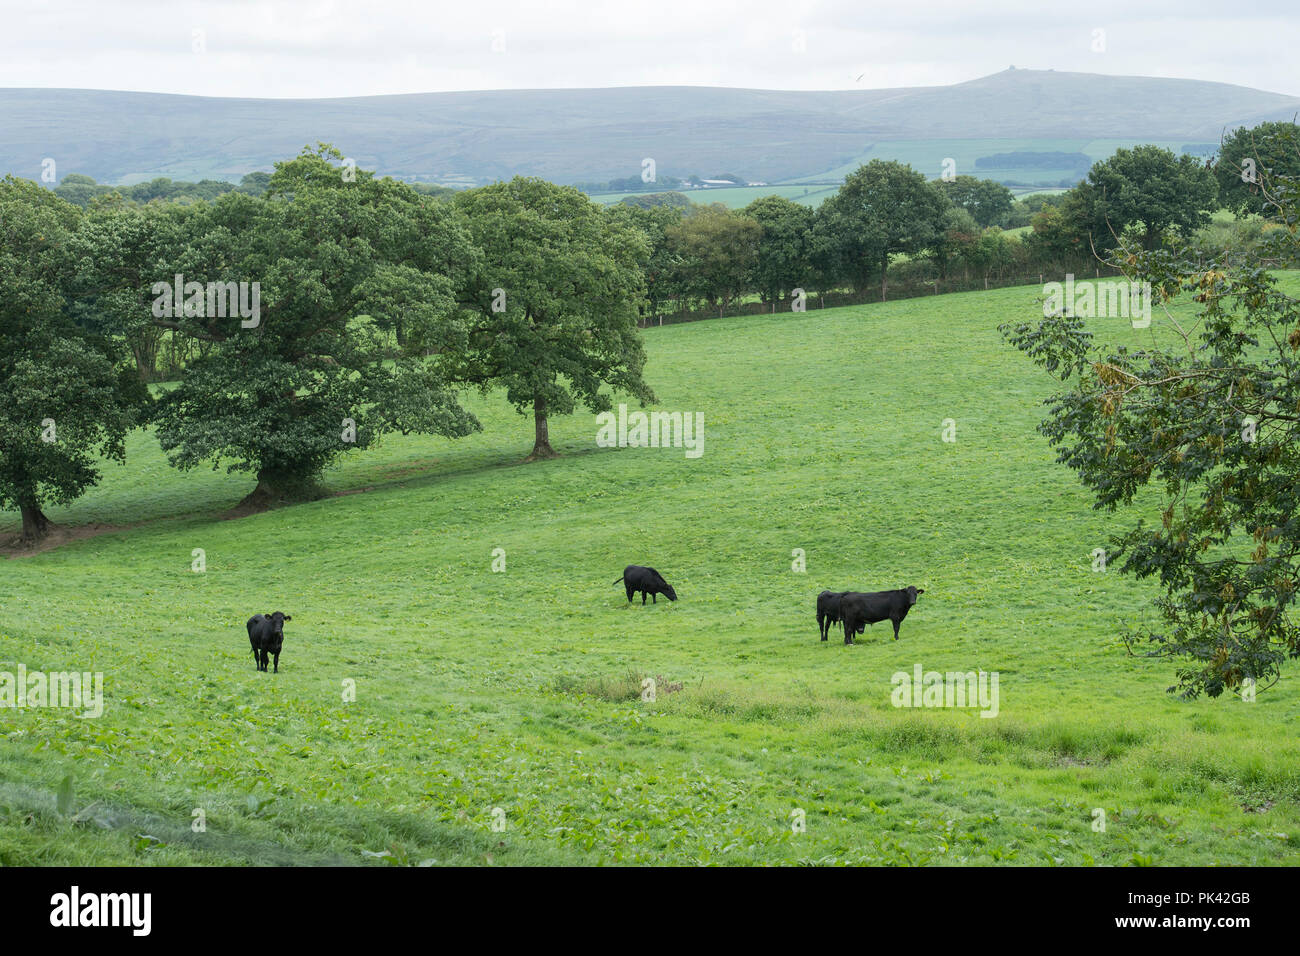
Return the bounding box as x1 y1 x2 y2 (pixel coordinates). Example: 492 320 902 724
816 590 850 641
247 612 292 672
615 566 678 604
839 587 924 645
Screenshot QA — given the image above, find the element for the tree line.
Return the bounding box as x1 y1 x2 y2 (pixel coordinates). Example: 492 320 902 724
614 124 1298 318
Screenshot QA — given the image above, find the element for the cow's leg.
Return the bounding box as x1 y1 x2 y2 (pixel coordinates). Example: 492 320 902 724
260 649 269 671
844 621 853 645
652 593 657 603
819 617 827 641
892 618 901 641
273 651 280 673
642 591 647 605
625 584 634 602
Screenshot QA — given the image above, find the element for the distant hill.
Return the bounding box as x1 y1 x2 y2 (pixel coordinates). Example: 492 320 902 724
2 69 1297 188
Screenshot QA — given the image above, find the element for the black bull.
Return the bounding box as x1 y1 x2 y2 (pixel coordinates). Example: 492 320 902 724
247 611 292 672
838 587 924 645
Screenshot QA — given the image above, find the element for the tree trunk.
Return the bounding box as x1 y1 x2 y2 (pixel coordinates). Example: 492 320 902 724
235 465 324 513
18 498 51 544
129 328 163 382
880 255 889 302
527 394 558 461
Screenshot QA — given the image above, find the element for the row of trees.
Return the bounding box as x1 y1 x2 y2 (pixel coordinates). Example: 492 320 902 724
1 146 655 542
53 171 463 209
53 171 272 208
610 125 1297 318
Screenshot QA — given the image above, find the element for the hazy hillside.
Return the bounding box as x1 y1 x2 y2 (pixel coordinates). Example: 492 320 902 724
2 68 1297 187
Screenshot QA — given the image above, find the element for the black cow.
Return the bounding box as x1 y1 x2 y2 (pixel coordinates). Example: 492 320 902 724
816 590 850 641
247 612 292 672
839 587 924 645
615 565 678 604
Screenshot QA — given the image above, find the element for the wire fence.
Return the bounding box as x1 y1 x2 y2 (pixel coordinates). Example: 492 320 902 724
639 264 1129 327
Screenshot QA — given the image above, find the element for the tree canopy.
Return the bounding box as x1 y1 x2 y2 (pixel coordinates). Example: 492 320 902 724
815 160 949 299
0 177 144 542
453 177 655 459
150 145 481 507
1074 145 1218 253
1214 121 1300 218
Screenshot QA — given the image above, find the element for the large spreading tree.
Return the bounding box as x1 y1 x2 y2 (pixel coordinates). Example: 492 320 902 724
1214 121 1300 219
453 177 655 460
742 195 813 308
664 203 761 316
1001 160 1300 698
71 199 194 381
150 145 481 508
936 175 1015 228
605 202 685 321
1074 145 1218 253
0 177 144 544
815 160 949 300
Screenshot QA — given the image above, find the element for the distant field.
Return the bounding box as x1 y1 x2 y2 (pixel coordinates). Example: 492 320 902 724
584 134 1189 211
3 277 1298 865
588 183 839 209
786 138 1192 188
587 181 1065 211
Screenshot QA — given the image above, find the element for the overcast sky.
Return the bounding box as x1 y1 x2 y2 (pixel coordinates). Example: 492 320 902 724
3 0 1298 99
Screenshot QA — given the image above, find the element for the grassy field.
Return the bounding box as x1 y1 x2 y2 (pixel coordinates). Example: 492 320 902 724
2 278 1298 866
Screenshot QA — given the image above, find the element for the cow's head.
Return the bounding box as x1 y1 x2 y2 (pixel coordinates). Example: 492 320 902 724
648 570 677 602
906 586 925 606
266 611 292 637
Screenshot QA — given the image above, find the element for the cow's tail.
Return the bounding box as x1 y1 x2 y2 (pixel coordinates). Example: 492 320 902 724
612 577 624 585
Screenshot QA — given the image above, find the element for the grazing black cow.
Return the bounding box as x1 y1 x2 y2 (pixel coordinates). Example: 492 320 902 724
615 565 678 604
839 587 924 645
816 590 850 641
247 612 292 672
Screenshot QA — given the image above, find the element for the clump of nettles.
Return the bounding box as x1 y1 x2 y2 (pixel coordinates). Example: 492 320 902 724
551 671 684 702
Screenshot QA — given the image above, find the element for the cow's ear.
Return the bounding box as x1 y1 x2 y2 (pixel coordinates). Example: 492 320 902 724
916 589 925 594
284 615 292 621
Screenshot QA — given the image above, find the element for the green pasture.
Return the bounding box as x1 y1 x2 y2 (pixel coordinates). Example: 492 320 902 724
2 278 1297 865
